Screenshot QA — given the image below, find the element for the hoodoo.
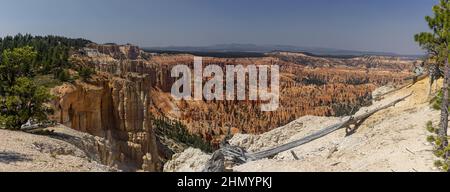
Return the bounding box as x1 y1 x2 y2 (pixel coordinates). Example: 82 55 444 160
171 57 280 111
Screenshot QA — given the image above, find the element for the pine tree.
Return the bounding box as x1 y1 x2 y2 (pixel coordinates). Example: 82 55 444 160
415 0 450 161
0 46 37 88
0 34 91 77
0 47 53 129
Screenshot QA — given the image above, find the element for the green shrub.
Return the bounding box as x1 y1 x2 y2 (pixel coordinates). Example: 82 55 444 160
77 67 95 81
434 149 445 158
426 121 436 133
55 69 73 83
427 135 436 143
434 160 443 167
445 145 450 153
426 121 450 171
443 163 449 172
435 138 443 147
430 89 450 111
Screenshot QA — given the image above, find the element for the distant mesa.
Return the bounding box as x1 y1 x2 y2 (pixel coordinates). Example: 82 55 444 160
144 43 421 58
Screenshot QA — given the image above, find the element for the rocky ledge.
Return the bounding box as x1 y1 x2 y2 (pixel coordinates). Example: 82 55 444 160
0 125 117 172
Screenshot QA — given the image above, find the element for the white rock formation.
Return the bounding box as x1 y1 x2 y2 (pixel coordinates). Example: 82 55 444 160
163 148 211 172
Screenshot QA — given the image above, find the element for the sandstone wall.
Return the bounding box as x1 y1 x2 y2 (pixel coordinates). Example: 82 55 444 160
51 74 161 171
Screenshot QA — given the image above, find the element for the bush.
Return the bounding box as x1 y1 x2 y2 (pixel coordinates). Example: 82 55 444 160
434 149 445 158
426 121 436 133
55 69 73 82
443 163 449 172
425 121 450 172
435 137 443 147
433 160 450 171
77 67 95 81
430 89 450 111
427 135 436 143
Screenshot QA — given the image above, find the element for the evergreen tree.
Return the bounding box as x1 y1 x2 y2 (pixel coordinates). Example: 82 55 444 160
415 0 450 161
0 34 91 78
0 47 53 130
0 46 37 90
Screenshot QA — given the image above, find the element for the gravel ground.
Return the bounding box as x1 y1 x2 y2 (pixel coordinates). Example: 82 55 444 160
0 126 114 172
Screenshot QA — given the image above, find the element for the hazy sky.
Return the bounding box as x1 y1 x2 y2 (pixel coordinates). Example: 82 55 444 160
0 0 436 54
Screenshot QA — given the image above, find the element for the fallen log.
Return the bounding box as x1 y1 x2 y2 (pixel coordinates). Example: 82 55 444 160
203 93 412 172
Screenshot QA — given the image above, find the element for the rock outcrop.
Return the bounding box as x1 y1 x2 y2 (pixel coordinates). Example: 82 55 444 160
51 75 161 171
163 148 211 172
0 125 116 172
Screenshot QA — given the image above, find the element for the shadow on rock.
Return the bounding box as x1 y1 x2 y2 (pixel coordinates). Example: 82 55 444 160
0 151 33 164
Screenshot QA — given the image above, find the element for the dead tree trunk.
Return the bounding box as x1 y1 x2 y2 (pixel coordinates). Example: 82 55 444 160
442 57 450 159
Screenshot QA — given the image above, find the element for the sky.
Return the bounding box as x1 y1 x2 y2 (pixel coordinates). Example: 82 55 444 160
0 0 437 55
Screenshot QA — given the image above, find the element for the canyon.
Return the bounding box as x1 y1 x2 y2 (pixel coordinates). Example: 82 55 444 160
48 43 416 171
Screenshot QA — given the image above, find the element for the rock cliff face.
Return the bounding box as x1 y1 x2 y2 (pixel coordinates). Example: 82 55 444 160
51 74 161 171
50 44 416 171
